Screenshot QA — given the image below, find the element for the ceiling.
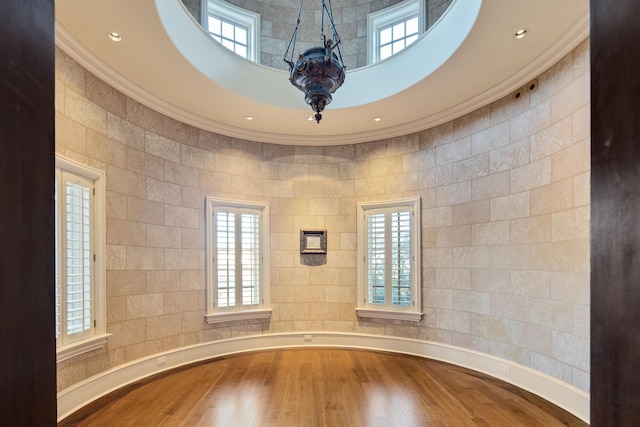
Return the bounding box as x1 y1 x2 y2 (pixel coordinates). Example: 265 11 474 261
55 0 589 146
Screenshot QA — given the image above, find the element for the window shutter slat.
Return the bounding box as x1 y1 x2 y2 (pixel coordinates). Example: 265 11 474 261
241 212 260 306
216 210 236 308
367 213 386 304
391 211 411 306
65 180 92 336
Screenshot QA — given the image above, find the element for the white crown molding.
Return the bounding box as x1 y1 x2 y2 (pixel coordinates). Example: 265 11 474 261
54 8 588 146
57 332 590 423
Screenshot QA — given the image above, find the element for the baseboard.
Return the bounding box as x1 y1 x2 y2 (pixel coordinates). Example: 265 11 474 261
57 332 590 423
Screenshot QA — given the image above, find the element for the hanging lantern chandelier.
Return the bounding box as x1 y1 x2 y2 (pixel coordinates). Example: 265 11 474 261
284 0 346 123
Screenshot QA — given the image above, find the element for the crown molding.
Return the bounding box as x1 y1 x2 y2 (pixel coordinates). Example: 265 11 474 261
55 8 588 146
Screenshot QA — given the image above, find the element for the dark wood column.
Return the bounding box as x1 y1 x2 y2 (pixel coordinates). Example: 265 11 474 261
591 0 640 425
0 0 57 425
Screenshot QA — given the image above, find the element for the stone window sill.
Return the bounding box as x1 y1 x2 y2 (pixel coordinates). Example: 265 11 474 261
205 309 272 324
356 308 423 322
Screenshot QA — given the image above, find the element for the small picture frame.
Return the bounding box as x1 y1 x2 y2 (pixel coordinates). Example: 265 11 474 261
300 230 327 254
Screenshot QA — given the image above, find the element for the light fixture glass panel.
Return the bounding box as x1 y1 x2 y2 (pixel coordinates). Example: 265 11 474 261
406 17 419 35
380 27 392 45
392 22 405 40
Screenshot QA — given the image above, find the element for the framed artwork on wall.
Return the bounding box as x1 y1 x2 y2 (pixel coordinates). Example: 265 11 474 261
300 230 327 254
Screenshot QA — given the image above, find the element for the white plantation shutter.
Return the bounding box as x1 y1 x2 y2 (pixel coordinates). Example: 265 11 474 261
357 197 421 320
213 206 262 310
367 213 386 304
216 210 236 308
66 178 93 334
55 173 60 339
241 212 260 305
55 169 94 346
206 197 270 323
390 211 411 306
366 209 412 307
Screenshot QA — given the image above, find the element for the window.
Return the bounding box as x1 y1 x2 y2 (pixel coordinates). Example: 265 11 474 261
379 16 419 61
55 156 107 362
205 197 271 323
204 0 260 62
356 197 422 321
367 0 424 64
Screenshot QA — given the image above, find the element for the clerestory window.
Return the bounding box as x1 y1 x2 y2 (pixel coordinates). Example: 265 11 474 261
367 0 423 64
205 0 260 62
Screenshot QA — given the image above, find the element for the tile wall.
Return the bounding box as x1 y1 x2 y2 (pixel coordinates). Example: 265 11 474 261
55 39 590 393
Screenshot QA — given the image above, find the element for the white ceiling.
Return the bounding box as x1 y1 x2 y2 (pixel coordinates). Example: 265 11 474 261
55 0 589 146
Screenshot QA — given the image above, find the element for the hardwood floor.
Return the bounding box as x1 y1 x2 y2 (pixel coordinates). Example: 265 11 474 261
59 349 588 427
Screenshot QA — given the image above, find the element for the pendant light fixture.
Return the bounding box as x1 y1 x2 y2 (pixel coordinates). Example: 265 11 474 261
284 0 346 123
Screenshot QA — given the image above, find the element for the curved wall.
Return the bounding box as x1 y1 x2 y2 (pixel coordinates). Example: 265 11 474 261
54 38 590 397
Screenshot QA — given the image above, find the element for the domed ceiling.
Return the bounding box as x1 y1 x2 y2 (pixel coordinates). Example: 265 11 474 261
55 0 589 145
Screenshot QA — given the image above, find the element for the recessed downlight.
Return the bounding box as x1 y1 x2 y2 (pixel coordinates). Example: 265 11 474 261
514 28 528 39
307 116 315 121
107 31 122 42
245 115 254 121
374 117 382 122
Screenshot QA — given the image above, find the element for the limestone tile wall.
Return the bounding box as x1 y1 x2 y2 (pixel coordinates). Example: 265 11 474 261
182 0 201 23
54 39 590 393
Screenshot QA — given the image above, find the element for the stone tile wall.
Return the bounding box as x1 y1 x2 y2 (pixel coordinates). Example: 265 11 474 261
55 39 590 393
182 0 201 23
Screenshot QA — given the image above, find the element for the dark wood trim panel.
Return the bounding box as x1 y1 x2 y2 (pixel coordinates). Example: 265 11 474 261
0 0 57 424
591 0 640 424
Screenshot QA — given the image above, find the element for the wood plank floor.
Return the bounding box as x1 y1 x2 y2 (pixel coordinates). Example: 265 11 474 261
59 349 588 427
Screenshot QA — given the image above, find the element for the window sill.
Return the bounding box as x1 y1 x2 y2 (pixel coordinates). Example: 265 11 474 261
356 308 423 322
56 333 111 363
205 309 272 324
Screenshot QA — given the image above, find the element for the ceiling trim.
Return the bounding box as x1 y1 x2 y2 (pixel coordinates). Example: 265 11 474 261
55 6 589 146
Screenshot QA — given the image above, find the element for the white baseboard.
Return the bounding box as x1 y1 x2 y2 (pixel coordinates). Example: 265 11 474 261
57 332 590 423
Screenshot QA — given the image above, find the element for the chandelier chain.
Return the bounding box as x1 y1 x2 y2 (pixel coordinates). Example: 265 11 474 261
284 0 305 68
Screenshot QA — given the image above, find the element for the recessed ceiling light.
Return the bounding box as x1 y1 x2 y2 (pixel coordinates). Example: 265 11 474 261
374 117 382 122
514 28 528 39
245 115 254 121
307 116 315 121
107 32 122 42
